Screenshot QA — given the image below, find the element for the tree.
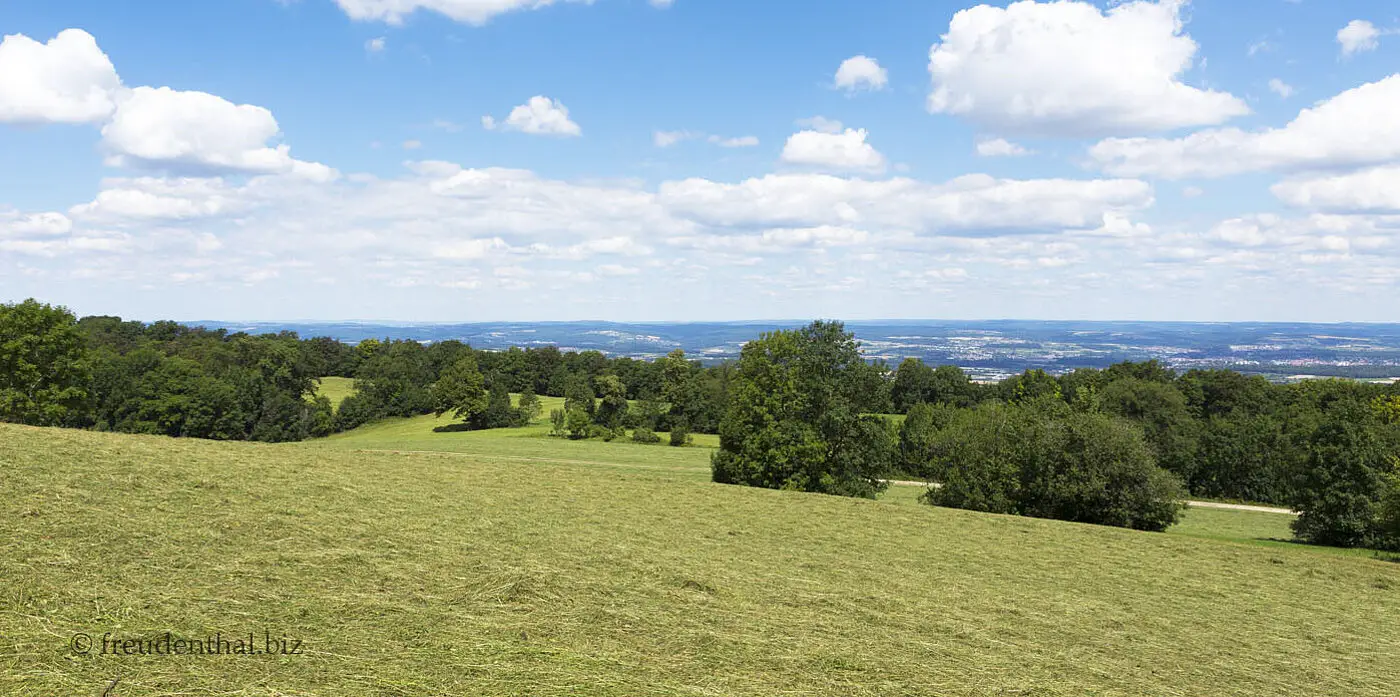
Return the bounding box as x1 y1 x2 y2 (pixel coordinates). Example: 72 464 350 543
594 374 628 429
565 406 593 440
475 376 515 429
431 354 487 423
711 321 893 498
549 408 567 437
564 375 595 418
0 299 91 427
898 402 953 478
1005 369 1061 404
1099 378 1199 484
1290 405 1399 548
516 388 542 426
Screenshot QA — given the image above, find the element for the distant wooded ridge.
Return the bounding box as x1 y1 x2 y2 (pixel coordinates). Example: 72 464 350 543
186 318 1400 380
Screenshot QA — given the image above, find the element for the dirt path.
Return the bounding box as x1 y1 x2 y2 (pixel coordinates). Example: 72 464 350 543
883 480 1297 515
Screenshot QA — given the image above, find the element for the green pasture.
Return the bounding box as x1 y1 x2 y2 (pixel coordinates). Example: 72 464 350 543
3 423 1397 696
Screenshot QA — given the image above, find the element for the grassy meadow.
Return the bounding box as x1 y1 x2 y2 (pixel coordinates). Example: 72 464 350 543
3 423 1398 696
310 376 356 409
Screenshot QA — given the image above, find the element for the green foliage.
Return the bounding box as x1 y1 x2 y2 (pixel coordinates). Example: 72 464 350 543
711 321 893 498
924 402 1187 532
669 424 692 447
565 406 593 440
632 426 662 444
593 374 628 429
548 408 567 437
1098 378 1199 483
897 402 954 478
891 359 976 412
563 375 595 418
0 299 91 427
516 388 543 426
431 354 488 423
1290 405 1399 548
475 377 516 430
1006 369 1062 404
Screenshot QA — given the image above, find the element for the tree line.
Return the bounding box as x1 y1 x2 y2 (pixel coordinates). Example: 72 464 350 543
4 299 1398 549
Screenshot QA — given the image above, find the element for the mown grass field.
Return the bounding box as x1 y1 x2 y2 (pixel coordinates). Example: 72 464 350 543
3 423 1398 696
316 403 1367 557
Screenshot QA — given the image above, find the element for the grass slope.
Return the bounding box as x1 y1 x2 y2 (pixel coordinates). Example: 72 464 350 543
310 377 356 409
3 424 1399 696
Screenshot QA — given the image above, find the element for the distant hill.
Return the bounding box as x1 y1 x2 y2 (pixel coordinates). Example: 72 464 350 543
186 319 1400 381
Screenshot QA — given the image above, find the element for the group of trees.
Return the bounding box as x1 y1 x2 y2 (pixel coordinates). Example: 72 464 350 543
0 299 731 443
713 321 1400 546
6 299 1398 549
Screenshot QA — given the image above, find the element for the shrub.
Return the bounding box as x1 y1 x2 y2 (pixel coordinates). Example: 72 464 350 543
548 408 567 437
566 406 593 440
632 427 661 444
924 402 1187 532
669 425 691 447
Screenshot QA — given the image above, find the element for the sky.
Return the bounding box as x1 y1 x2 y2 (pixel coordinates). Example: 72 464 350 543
1 0 1399 323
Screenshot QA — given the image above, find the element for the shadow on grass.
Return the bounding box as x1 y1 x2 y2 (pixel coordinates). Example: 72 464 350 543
432 423 476 433
1259 536 1400 563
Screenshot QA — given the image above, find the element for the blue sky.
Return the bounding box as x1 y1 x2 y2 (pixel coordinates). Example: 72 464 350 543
1 0 1398 322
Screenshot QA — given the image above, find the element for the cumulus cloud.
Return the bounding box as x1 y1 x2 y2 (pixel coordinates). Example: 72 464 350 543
1090 74 1400 179
100 86 334 179
483 96 580 137
1272 166 1400 213
0 211 73 238
781 128 887 173
834 55 888 92
975 138 1031 157
1338 20 1382 56
333 0 591 26
927 0 1248 136
658 172 1153 235
0 29 122 124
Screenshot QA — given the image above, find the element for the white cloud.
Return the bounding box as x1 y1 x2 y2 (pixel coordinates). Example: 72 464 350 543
0 29 122 125
708 135 759 148
654 130 699 147
1182 186 1204 198
796 116 844 134
1338 20 1381 56
1272 166 1400 213
366 37 386 53
659 173 1153 235
100 86 335 179
403 139 423 150
69 177 242 221
975 137 1031 157
927 0 1249 136
483 96 580 137
834 55 888 92
655 131 759 148
781 128 887 173
648 0 674 7
333 0 591 26
0 211 73 238
597 263 640 276
1091 75 1400 179
1268 79 1294 98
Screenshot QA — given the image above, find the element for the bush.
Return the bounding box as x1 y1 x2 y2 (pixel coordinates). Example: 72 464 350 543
924 402 1187 532
632 427 662 444
566 406 593 440
548 408 567 437
669 425 691 447
1290 407 1398 548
